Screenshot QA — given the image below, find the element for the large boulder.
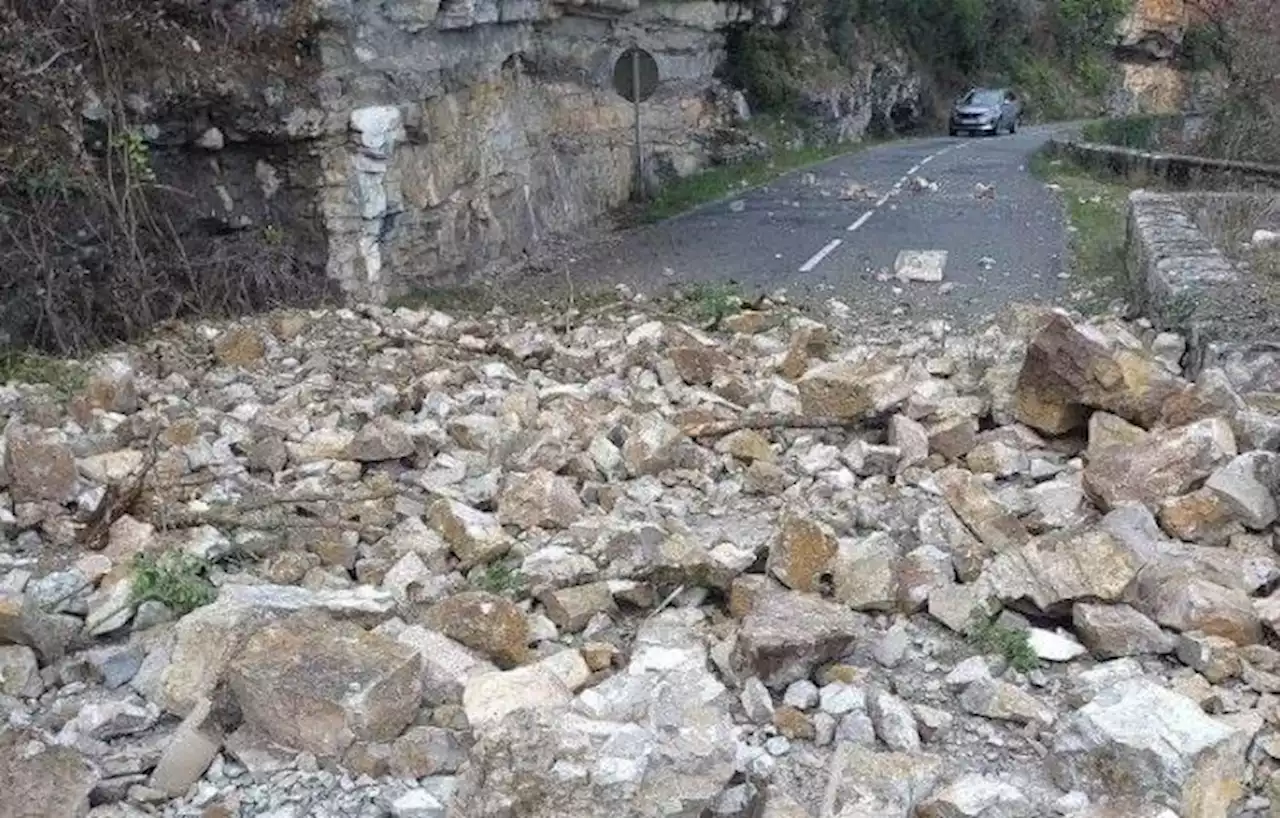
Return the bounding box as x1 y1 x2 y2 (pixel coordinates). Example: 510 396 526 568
1050 679 1256 818
0 726 98 818
228 613 422 757
798 356 910 419
1014 313 1186 434
978 526 1139 615
1083 418 1236 511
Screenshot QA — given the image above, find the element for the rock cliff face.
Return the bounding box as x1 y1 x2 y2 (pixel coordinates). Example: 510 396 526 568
141 0 921 303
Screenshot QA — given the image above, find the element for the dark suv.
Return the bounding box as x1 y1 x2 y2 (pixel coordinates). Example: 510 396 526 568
949 88 1021 137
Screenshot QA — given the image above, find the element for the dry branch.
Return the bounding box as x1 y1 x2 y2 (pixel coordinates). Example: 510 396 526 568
683 411 891 440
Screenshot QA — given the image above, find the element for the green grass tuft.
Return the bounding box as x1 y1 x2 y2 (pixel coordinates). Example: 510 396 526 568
968 611 1041 673
471 560 524 597
0 349 86 398
131 551 217 615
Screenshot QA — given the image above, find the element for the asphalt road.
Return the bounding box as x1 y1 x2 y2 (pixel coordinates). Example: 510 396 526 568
548 122 1083 327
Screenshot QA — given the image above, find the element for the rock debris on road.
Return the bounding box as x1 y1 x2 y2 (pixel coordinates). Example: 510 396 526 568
2 295 1280 818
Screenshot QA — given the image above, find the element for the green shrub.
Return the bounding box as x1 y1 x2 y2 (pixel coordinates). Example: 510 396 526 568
131 551 217 614
968 612 1041 672
726 26 801 113
1081 115 1179 151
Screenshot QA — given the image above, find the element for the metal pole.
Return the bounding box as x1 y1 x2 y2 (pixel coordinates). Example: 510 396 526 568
632 47 644 201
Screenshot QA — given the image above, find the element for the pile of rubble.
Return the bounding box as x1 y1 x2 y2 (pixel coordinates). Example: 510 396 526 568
2 298 1280 818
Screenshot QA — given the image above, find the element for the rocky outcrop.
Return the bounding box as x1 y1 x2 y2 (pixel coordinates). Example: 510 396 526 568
103 0 922 305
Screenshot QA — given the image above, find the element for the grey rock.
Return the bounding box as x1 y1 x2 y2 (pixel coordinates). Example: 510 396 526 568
867 688 920 752
732 591 861 690
1072 603 1176 658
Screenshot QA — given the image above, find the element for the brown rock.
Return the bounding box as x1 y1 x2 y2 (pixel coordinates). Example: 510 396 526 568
830 532 899 612
718 430 775 464
732 591 861 689
539 582 617 633
228 613 422 757
497 469 584 531
1084 418 1237 511
773 706 816 740
4 426 76 504
928 416 979 460
729 575 771 620
580 642 618 671
979 526 1138 615
1135 570 1262 645
897 546 955 613
428 499 512 568
1158 489 1240 544
148 695 223 797
767 513 837 593
936 467 1031 552
1086 412 1147 459
1014 313 1186 434
81 357 139 414
668 345 733 385
421 592 530 668
212 325 266 367
389 726 466 778
347 416 414 462
797 356 909 419
0 726 99 818
1072 603 1175 658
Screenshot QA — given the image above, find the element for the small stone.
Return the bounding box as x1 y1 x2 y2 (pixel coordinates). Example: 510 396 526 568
895 249 947 282
1206 452 1278 530
912 704 954 742
0 645 41 697
773 706 816 740
889 415 930 469
462 650 589 729
390 726 466 778
1176 632 1241 684
149 696 222 797
936 467 1030 551
819 683 865 715
390 788 446 818
872 624 910 668
783 679 819 710
867 688 920 752
798 356 910 419
834 711 877 746
621 413 686 476
196 127 225 150
719 430 775 463
1026 628 1087 662
741 676 775 723
1084 418 1236 511
5 425 77 504
960 678 1054 725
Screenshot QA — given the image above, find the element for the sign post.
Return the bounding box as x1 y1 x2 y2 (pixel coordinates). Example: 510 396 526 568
612 45 659 201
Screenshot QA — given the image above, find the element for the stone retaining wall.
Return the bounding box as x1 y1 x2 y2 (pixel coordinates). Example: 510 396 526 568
1125 189 1280 391
1049 139 1280 190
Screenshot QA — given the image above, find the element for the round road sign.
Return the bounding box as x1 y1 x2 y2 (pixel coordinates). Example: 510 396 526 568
612 46 659 103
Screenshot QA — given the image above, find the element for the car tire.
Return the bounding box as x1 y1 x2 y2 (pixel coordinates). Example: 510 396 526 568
949 128 959 137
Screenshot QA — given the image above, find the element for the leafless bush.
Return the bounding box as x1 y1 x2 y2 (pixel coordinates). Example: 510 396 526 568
0 0 334 355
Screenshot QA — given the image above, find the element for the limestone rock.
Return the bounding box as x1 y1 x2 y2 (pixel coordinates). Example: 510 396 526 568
5 425 77 503
428 498 512 567
1084 419 1236 511
917 774 1032 818
0 726 99 818
831 532 900 612
539 582 617 633
384 624 496 705
390 726 466 778
936 467 1031 552
867 688 920 752
733 591 861 689
960 678 1054 726
0 645 40 697
718 429 775 463
1158 489 1240 544
668 344 733 385
1014 313 1186 434
889 414 930 469
348 416 415 462
1050 679 1256 818
622 413 685 476
767 512 836 593
81 357 139 414
148 695 222 797
798 357 909 419
978 526 1138 615
228 613 423 756
1205 452 1278 530
1134 570 1262 645
1072 603 1175 658
420 592 530 668
497 469 584 530
462 650 588 729
824 744 943 816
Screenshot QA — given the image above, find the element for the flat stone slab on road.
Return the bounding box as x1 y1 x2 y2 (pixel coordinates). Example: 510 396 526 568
895 250 948 283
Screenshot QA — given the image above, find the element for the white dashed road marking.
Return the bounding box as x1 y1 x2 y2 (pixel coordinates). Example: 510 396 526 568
847 210 873 232
798 141 963 273
799 239 843 273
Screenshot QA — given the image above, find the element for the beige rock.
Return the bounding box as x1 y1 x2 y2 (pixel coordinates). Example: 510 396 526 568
420 592 530 668
917 774 1031 818
81 357 139 414
0 645 40 697
824 744 943 815
767 512 837 593
1177 632 1241 684
462 650 589 729
5 425 77 504
0 726 99 818
928 416 979 460
148 695 223 797
797 356 909 419
1135 570 1262 645
1073 603 1175 658
1086 411 1148 460
718 429 775 463
497 469 584 530
348 416 414 462
668 344 733 385
1014 313 1186 434
897 545 954 613
428 498 512 568
389 726 466 778
622 413 685 476
936 467 1031 552
383 623 496 705
831 532 899 612
1158 489 1240 544
979 527 1138 615
539 582 617 633
960 678 1055 726
1084 418 1236 511
888 414 930 469
228 613 422 757
212 325 266 367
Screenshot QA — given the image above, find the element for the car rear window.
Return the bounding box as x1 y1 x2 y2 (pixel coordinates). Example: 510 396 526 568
961 90 1003 106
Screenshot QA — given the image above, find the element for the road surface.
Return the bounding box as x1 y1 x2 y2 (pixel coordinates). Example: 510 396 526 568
538 123 1082 327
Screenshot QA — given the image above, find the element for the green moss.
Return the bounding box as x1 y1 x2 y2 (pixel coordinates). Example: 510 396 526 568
471 560 525 597
0 349 86 398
